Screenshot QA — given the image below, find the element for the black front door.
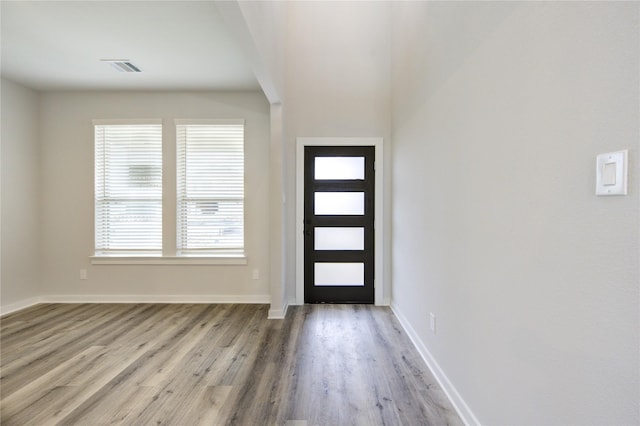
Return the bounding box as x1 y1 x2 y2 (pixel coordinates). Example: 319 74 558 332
304 146 375 303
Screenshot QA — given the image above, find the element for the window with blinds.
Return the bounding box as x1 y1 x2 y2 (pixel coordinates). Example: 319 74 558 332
94 122 162 255
176 121 245 256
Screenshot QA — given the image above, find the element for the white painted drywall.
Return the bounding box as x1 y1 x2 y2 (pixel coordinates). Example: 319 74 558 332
0 78 42 313
268 102 287 317
284 0 392 304
215 0 289 315
235 1 289 314
391 2 639 424
215 0 286 103
237 0 287 103
39 91 272 300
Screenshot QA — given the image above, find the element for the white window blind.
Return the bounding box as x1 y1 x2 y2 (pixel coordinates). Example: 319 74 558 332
94 123 162 255
177 122 244 256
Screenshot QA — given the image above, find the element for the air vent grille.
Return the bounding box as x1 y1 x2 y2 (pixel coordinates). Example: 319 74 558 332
101 60 142 73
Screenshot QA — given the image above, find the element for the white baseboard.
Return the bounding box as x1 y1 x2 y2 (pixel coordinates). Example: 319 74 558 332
376 297 392 306
1 294 271 316
42 294 271 304
0 296 43 316
391 302 480 426
268 301 289 319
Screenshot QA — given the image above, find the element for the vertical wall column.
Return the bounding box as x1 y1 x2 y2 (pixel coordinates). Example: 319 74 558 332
268 103 287 318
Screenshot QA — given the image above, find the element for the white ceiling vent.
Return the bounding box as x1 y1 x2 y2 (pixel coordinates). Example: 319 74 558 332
101 59 142 73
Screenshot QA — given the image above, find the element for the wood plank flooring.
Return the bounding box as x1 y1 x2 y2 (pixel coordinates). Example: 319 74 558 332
0 303 462 425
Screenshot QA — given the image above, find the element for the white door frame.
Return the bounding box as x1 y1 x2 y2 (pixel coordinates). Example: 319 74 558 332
295 137 385 305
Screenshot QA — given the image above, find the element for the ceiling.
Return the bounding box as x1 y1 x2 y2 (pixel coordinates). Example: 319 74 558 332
0 1 261 91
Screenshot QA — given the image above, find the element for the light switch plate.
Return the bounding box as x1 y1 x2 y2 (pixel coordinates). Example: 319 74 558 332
596 150 628 196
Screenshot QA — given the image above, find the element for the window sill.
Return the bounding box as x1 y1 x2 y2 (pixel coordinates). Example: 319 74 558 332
90 256 247 265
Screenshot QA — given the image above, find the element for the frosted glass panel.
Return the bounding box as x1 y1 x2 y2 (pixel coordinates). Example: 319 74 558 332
315 227 364 250
315 192 364 215
314 263 364 286
315 157 364 180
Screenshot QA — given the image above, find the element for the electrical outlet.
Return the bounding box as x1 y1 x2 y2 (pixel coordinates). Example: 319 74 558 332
429 313 436 333
80 269 88 280
252 269 259 280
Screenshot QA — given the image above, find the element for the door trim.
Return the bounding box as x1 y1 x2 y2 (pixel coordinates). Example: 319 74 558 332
296 137 384 305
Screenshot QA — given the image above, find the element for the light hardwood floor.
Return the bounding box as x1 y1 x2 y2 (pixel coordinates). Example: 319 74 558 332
1 303 462 425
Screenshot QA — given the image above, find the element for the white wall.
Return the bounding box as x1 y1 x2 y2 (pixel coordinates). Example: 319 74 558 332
0 78 42 313
391 2 639 425
236 0 287 103
215 0 289 316
235 0 289 315
284 0 392 304
39 91 272 301
215 0 286 105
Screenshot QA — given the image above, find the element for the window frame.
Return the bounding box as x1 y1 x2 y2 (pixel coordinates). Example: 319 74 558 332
93 119 163 257
175 119 246 258
90 119 248 265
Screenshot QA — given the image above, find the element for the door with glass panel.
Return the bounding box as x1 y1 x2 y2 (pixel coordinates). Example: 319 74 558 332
304 146 374 303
